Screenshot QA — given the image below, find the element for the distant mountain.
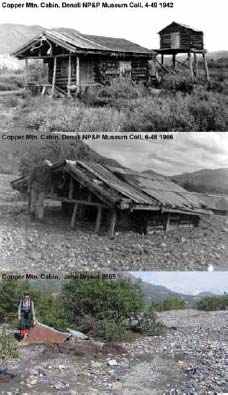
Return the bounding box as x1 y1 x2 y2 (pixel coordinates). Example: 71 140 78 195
142 169 163 178
118 273 193 302
0 24 44 54
194 291 215 298
170 168 228 194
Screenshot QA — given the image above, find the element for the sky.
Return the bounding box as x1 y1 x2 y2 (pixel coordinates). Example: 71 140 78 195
87 132 228 176
0 0 227 51
131 272 228 295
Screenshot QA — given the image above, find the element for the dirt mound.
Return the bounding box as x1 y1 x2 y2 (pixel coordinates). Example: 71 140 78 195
102 342 128 356
47 339 128 357
49 340 102 357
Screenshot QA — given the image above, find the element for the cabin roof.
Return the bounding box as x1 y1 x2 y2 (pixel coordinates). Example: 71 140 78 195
193 193 228 211
11 160 211 215
107 166 208 212
158 22 203 34
12 28 153 57
21 322 70 345
52 160 209 214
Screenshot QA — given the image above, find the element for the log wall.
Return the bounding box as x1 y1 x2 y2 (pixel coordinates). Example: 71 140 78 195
48 55 150 89
160 26 204 50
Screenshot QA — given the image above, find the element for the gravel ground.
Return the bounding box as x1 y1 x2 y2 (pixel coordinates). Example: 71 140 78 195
1 309 227 394
0 174 228 271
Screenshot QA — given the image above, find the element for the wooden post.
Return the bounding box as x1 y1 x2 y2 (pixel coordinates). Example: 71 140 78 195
68 177 73 199
95 206 102 234
203 53 210 82
24 59 28 88
76 56 80 96
164 213 170 232
188 52 194 81
67 55 72 97
194 53 199 78
109 208 117 238
51 57 57 97
161 54 164 65
70 203 78 229
172 54 176 69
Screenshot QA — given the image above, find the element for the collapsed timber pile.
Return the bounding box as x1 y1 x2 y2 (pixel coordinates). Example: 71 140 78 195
12 160 211 236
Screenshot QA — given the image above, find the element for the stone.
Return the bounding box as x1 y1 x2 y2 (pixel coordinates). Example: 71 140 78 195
108 359 118 366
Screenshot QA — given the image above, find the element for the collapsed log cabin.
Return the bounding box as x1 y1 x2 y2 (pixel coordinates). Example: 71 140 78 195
154 22 209 81
11 160 211 237
12 29 155 96
192 193 228 216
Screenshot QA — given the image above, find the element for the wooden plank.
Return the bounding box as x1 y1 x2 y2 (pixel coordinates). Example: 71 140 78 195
164 213 170 232
70 203 78 229
76 56 80 86
51 57 57 97
68 176 73 199
131 205 160 211
109 208 117 238
66 164 116 206
24 59 28 88
194 53 199 77
67 55 72 97
46 194 109 209
95 206 102 234
172 54 176 69
203 53 210 82
188 52 194 81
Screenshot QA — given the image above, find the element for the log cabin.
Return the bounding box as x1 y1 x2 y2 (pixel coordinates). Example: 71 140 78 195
11 160 211 237
154 22 209 81
158 22 204 52
12 28 155 96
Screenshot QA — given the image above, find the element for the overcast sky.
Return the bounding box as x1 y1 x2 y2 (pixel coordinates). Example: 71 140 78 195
87 132 228 176
131 272 228 295
0 0 227 51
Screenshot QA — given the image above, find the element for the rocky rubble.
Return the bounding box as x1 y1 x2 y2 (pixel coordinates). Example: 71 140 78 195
0 310 227 394
0 174 228 271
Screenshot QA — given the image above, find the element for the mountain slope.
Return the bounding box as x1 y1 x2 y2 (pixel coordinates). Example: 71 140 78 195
0 24 44 54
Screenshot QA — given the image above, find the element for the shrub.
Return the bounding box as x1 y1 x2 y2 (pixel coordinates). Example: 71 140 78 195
196 295 228 311
0 72 24 91
25 97 123 133
0 330 18 361
63 278 144 326
149 298 187 312
80 78 147 108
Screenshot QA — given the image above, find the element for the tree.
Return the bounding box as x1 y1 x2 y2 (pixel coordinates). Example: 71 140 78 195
63 277 144 325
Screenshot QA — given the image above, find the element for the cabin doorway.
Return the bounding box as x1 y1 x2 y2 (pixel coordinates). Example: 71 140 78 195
119 61 132 78
80 59 95 85
171 32 180 49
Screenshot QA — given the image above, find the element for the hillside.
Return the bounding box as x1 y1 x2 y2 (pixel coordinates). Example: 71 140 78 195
118 273 218 303
170 168 228 194
207 51 228 60
0 24 44 54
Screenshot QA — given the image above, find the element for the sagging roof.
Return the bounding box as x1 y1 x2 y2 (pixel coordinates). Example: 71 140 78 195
12 28 153 58
158 22 203 34
193 193 228 212
12 160 211 215
108 166 208 213
52 160 210 215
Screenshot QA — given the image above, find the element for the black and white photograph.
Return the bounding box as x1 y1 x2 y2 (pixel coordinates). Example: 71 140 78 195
0 0 227 131
0 132 228 271
0 271 227 393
